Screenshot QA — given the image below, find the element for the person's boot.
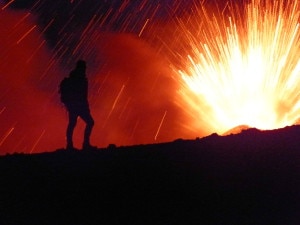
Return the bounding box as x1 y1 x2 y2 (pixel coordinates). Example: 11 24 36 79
66 142 77 151
82 142 97 151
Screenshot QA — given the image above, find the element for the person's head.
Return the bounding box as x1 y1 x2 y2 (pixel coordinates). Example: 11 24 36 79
76 60 86 73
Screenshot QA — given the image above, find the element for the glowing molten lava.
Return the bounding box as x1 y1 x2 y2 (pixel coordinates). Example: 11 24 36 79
173 0 300 134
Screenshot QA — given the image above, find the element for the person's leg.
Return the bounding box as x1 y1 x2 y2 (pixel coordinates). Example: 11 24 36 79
79 108 94 148
66 111 78 149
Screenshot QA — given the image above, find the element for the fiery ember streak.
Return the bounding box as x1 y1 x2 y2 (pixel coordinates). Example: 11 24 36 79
167 0 300 134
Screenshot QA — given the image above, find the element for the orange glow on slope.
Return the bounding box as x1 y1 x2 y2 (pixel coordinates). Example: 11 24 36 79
168 0 300 133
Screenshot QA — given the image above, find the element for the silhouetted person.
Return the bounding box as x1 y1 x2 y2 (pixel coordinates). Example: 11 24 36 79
59 60 95 150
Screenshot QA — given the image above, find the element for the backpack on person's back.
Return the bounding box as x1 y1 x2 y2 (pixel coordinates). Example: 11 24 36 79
59 77 74 105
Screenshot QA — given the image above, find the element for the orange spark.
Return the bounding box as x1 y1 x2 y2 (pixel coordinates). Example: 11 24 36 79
17 25 36 44
155 110 167 140
30 130 45 154
0 127 14 147
1 0 14 10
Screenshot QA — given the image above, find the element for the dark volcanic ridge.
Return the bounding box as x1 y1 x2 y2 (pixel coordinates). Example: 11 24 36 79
0 125 299 225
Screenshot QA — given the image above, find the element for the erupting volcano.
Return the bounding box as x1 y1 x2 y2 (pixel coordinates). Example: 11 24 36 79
158 0 300 134
0 0 300 154
1 2 300 224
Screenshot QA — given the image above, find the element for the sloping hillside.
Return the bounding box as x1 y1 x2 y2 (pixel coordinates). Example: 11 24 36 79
0 126 299 225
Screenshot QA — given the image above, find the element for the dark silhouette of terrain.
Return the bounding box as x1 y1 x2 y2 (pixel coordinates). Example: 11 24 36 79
0 126 299 225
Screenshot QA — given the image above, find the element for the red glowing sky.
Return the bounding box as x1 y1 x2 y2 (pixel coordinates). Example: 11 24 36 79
0 1 205 154
2 0 298 154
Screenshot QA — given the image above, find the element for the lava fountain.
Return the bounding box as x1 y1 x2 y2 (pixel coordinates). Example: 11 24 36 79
156 0 300 134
